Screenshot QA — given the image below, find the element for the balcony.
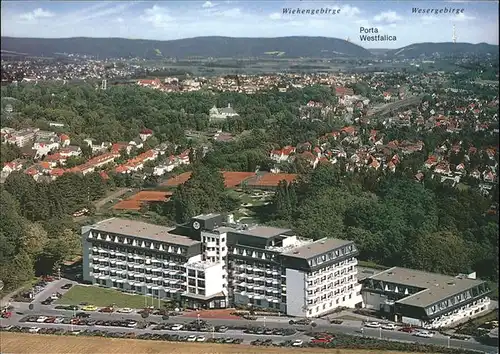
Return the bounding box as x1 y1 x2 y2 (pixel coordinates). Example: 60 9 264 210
206 241 217 248
206 250 217 258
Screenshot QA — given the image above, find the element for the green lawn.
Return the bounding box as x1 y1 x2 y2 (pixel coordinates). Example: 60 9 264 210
56 285 171 309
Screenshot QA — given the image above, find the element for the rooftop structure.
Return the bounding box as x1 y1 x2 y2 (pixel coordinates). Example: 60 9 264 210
370 267 486 308
90 218 198 246
283 238 354 260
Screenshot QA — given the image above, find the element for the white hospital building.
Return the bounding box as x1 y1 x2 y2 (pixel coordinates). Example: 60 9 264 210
82 213 363 317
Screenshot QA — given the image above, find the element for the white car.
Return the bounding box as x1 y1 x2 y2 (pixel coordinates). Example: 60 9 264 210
365 321 381 328
54 317 65 324
29 327 40 333
170 324 183 331
415 330 434 338
127 320 137 328
118 308 133 313
36 316 48 323
196 336 206 342
381 323 397 330
292 339 303 347
70 330 82 335
187 335 197 342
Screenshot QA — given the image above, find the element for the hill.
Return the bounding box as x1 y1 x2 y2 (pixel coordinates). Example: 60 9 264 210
0 36 372 59
386 42 498 58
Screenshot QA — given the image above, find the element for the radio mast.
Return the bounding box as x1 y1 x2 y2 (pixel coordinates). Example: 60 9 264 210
452 25 457 44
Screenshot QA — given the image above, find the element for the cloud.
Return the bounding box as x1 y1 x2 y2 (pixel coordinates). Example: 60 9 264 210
140 5 175 28
19 8 55 21
455 13 476 22
202 1 216 8
216 8 242 17
269 12 282 20
340 5 361 17
373 11 402 24
54 2 137 28
421 15 439 24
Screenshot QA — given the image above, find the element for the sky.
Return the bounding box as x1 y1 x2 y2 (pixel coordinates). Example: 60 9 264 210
1 0 498 49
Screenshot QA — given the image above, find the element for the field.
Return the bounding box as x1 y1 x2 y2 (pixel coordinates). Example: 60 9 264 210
161 171 257 188
56 285 171 309
0 333 428 354
113 190 173 211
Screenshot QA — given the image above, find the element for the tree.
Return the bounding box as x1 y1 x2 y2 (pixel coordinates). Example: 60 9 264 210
0 251 35 290
403 231 471 275
21 223 49 258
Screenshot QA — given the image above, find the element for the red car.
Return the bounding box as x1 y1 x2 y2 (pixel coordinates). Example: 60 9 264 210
311 338 332 344
399 326 417 333
42 275 54 282
1 311 12 318
99 307 114 313
44 317 56 323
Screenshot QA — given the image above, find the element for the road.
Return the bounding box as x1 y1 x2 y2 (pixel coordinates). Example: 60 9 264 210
94 188 130 209
367 95 424 117
4 305 498 353
3 278 498 353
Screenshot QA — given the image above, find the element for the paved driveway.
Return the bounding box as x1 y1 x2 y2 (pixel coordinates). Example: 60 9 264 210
2 305 498 353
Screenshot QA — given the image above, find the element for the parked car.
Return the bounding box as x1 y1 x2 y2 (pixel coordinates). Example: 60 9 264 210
292 339 303 347
415 330 434 338
81 305 98 311
216 325 228 332
41 299 53 305
28 327 41 333
170 324 183 331
365 321 381 328
311 337 331 344
187 335 197 342
1 311 12 318
75 312 90 318
36 316 48 323
196 336 206 342
381 323 397 330
99 307 114 313
117 308 133 313
289 319 311 325
61 284 73 290
399 326 417 333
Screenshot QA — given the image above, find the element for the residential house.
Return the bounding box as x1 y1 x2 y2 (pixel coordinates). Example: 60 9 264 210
270 146 296 162
209 104 239 122
139 129 153 142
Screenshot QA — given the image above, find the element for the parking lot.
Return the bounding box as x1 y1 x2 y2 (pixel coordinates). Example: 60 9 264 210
3 315 306 347
2 278 498 353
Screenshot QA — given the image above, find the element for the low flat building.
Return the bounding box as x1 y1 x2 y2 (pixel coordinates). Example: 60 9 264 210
361 267 492 329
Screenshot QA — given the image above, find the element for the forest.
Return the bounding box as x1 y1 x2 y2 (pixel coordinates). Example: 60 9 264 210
0 81 498 295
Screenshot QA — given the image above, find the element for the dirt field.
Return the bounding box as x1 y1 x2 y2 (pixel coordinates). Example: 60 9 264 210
113 190 173 211
1 333 426 354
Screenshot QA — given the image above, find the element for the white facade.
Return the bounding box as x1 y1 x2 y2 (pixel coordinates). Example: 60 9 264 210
286 258 362 318
361 267 492 329
82 216 363 315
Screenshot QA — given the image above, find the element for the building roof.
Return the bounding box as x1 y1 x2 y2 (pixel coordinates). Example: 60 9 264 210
283 238 354 260
368 267 487 308
235 226 293 239
90 218 199 246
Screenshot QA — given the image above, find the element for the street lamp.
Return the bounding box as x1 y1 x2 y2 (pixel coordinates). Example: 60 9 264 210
379 326 382 339
263 316 266 327
197 313 200 327
447 336 450 348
